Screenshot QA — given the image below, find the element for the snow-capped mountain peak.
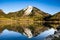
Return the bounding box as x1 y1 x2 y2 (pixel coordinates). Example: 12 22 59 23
24 6 33 15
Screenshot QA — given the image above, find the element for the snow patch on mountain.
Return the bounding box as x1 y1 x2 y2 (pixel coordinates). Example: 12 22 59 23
24 6 33 15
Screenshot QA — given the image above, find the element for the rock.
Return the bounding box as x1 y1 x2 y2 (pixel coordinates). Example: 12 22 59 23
45 28 60 40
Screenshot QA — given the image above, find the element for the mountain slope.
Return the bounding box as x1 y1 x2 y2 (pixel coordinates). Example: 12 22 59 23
50 12 60 20
0 9 6 18
7 6 50 21
47 12 60 28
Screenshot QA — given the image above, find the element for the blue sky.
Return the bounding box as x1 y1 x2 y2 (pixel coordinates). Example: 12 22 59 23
0 0 60 14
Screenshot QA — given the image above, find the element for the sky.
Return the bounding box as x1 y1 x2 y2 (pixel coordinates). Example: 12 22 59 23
0 0 60 14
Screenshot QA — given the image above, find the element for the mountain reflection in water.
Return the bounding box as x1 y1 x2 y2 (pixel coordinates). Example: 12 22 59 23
0 28 55 40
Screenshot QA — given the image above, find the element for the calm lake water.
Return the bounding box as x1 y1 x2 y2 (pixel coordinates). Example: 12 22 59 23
0 28 55 40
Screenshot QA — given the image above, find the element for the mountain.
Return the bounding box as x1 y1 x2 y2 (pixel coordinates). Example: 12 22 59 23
0 9 6 18
7 6 50 20
49 12 60 20
46 12 60 28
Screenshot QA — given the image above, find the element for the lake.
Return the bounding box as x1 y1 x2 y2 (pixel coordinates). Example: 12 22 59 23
0 28 55 40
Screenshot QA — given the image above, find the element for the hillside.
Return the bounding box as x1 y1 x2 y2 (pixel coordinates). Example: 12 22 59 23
46 12 60 28
0 9 6 18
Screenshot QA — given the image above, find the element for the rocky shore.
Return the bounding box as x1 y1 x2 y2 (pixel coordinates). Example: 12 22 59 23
45 26 60 40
